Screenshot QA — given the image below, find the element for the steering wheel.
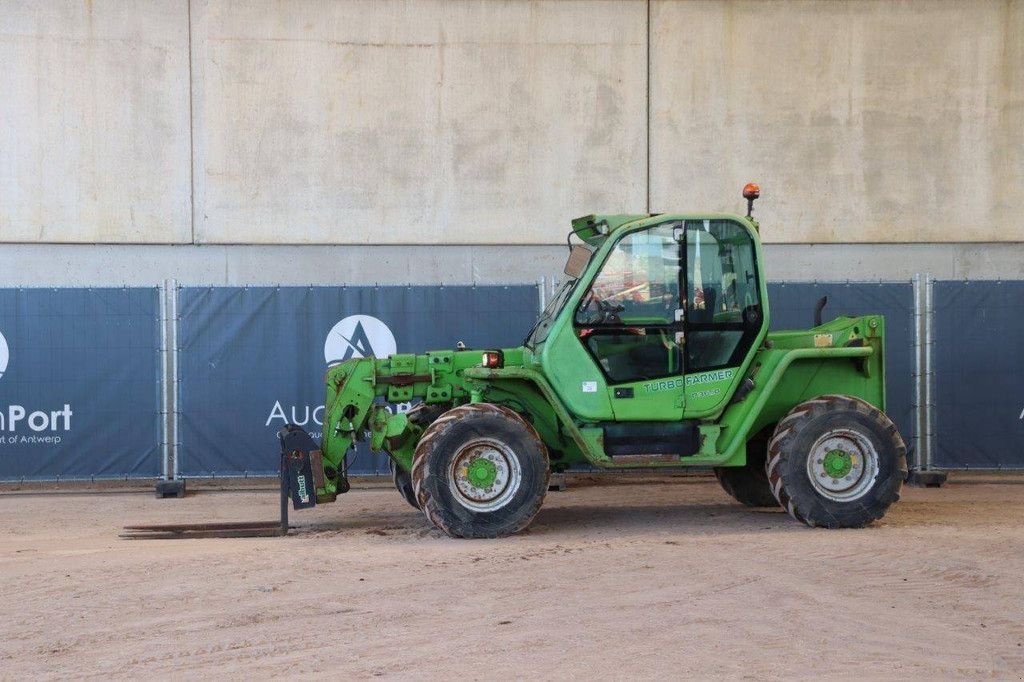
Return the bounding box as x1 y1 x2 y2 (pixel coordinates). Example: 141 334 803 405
595 298 625 324
578 291 625 325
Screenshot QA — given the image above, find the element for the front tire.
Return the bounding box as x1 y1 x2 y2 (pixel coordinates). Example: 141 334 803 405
766 395 907 528
389 458 419 509
411 403 550 538
386 403 449 510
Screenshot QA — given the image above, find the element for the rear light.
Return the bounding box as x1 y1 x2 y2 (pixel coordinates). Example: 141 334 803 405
482 351 504 369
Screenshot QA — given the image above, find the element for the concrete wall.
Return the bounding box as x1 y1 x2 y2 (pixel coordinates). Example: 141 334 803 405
0 242 1022 287
192 0 647 244
650 0 1024 243
0 1 191 243
1 1 1022 282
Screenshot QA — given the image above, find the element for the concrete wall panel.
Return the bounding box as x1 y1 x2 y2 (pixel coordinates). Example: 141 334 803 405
3 242 1024 288
650 0 1024 243
3 0 1022 250
191 0 648 244
0 1 191 243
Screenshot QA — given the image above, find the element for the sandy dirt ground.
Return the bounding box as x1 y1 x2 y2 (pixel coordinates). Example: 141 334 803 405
1 473 1023 680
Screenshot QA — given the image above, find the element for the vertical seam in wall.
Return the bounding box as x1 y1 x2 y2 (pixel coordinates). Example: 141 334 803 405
187 0 196 244
645 0 652 214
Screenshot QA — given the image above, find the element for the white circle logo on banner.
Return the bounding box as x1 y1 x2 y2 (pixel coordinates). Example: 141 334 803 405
0 330 8 381
324 315 397 365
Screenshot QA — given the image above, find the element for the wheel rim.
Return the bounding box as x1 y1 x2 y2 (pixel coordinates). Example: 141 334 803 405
447 438 522 512
805 428 879 502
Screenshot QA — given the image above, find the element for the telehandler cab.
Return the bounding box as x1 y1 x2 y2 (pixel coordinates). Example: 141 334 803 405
279 185 907 538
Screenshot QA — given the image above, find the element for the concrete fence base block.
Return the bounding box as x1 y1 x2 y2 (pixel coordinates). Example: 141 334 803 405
155 479 186 499
907 470 948 488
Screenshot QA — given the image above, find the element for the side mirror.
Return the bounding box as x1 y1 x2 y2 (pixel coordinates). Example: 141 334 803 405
564 245 593 279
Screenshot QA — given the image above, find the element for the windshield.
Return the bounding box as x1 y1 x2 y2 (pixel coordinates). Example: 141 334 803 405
524 279 578 349
574 223 680 327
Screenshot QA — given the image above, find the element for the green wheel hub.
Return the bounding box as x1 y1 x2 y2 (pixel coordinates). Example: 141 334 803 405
822 448 853 479
466 456 498 489
448 438 523 512
807 429 879 502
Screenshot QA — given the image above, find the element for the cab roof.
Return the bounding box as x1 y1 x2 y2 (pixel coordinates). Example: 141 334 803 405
571 213 757 246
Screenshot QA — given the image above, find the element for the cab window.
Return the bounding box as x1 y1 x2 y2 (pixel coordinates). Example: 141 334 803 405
686 220 763 372
574 224 682 383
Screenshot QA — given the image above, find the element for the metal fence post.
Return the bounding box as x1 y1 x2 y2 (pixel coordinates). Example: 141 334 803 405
159 280 170 480
908 272 947 486
911 273 923 471
924 274 935 470
171 279 181 480
155 279 185 498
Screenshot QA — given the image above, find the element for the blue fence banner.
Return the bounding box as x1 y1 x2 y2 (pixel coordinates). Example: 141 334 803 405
0 288 161 480
5 280 1015 480
933 281 1024 469
176 285 540 477
767 282 916 446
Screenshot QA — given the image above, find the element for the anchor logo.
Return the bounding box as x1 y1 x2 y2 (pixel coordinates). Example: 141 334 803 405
324 315 397 365
0 329 8 381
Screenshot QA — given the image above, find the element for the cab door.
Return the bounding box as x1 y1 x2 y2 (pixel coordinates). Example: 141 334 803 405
682 219 766 415
572 221 686 421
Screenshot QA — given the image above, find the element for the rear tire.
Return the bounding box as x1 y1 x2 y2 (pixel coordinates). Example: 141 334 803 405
714 426 777 507
412 403 550 539
766 395 907 528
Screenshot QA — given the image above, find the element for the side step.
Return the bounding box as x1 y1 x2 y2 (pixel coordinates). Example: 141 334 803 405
602 421 700 458
605 454 680 465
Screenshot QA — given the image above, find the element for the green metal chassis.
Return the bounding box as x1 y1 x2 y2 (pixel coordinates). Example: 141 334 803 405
313 213 887 502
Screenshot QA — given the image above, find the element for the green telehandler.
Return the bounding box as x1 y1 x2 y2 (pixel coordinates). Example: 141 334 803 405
279 185 907 538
